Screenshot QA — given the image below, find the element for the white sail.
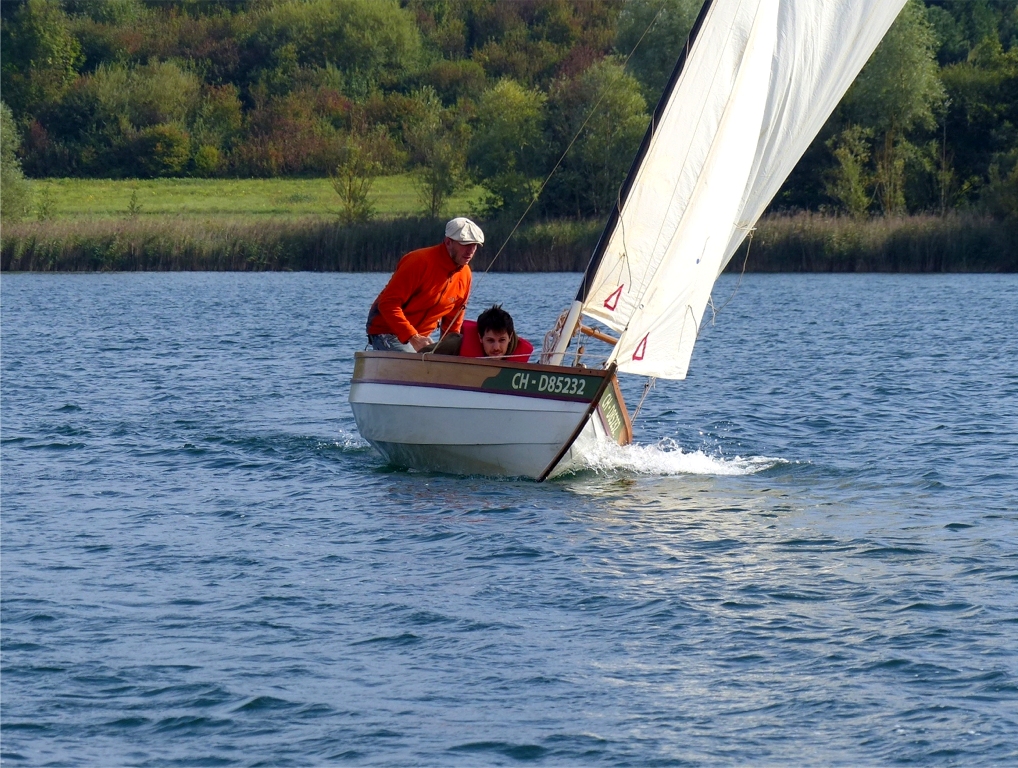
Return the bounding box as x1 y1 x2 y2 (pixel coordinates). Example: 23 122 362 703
578 0 907 379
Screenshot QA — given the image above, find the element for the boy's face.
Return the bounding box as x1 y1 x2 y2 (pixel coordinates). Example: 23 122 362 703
481 329 510 358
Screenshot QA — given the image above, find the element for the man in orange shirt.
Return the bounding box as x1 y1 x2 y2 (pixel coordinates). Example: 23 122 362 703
366 217 484 352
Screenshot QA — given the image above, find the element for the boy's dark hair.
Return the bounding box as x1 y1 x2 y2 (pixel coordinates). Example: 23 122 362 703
476 304 514 336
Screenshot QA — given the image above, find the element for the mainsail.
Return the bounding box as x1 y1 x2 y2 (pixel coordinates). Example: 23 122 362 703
572 0 908 380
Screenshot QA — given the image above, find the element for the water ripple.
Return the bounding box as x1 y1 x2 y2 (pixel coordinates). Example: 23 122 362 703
2 273 1016 766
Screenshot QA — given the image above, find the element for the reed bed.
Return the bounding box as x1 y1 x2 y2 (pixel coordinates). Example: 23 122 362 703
3 213 1015 272
0 217 601 272
736 212 1018 273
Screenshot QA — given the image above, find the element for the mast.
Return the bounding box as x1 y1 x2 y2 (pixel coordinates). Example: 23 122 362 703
578 0 717 305
550 0 716 365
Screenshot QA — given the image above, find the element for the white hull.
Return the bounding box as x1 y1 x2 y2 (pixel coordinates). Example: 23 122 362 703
350 382 609 478
348 352 631 480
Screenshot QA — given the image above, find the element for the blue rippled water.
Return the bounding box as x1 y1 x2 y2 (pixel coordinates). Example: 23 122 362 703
3 272 1017 766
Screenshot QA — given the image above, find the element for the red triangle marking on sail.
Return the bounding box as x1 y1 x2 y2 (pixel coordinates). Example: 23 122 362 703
632 333 648 361
603 284 624 311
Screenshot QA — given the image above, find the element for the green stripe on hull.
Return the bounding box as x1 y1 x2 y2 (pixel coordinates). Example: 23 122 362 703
480 368 603 402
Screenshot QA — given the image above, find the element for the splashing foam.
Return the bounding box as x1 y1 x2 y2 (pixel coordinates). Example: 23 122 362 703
580 438 782 477
326 430 370 451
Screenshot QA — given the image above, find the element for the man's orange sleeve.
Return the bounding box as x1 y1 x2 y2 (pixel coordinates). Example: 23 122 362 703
374 254 423 343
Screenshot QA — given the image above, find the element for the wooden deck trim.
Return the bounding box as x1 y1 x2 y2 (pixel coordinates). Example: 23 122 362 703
610 375 634 445
354 350 612 401
578 324 619 345
355 350 611 377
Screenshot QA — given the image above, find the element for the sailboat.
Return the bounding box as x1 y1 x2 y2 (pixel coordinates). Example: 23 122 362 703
350 0 908 480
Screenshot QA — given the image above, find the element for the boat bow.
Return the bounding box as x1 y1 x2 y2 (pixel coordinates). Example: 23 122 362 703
349 352 631 479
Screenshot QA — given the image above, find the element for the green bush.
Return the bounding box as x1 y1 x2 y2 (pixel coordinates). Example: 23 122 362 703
825 126 874 217
123 61 201 128
192 145 221 177
417 59 487 105
247 0 421 92
0 0 82 114
330 137 381 224
191 85 243 152
404 88 469 218
135 124 191 177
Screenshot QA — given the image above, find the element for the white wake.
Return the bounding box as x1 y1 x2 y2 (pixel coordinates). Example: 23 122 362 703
328 430 371 451
579 437 784 476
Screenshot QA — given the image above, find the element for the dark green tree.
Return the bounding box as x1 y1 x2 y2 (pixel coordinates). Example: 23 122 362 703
941 36 1018 207
843 0 945 214
981 148 1018 219
1 0 82 114
825 126 875 218
135 123 191 177
416 59 488 106
468 78 547 217
404 87 470 218
542 59 648 217
123 60 202 127
246 0 421 97
190 84 243 174
33 60 202 176
1 101 33 221
65 0 147 25
925 0 1018 63
462 0 619 87
614 0 701 103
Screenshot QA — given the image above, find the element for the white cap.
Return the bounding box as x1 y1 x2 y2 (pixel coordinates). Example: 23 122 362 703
445 217 484 245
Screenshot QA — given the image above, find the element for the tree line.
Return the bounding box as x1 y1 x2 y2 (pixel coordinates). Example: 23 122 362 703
2 0 1017 224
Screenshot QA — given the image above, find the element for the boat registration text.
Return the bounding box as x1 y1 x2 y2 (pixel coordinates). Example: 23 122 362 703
481 368 603 401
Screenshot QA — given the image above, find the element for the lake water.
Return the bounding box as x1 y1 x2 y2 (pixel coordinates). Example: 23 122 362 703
2 272 1017 766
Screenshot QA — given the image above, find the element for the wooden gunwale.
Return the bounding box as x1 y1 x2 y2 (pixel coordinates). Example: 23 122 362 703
353 351 613 404
354 350 613 376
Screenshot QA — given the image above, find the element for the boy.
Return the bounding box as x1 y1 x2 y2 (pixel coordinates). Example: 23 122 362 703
461 305 533 362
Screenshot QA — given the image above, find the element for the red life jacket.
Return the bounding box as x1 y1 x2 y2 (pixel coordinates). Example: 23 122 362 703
460 319 534 363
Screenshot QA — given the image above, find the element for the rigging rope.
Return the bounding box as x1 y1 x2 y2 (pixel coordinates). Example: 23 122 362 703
540 307 572 365
632 376 657 422
702 227 754 334
433 2 670 353
475 2 670 281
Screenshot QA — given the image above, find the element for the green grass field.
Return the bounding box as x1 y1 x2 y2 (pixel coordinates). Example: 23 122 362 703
30 176 485 220
7 178 1016 272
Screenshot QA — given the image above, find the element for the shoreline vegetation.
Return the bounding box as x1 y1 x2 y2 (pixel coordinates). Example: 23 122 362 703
3 210 1015 273
3 3 1016 274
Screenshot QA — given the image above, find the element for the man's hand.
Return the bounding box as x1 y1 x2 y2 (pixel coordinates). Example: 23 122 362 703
409 334 431 352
